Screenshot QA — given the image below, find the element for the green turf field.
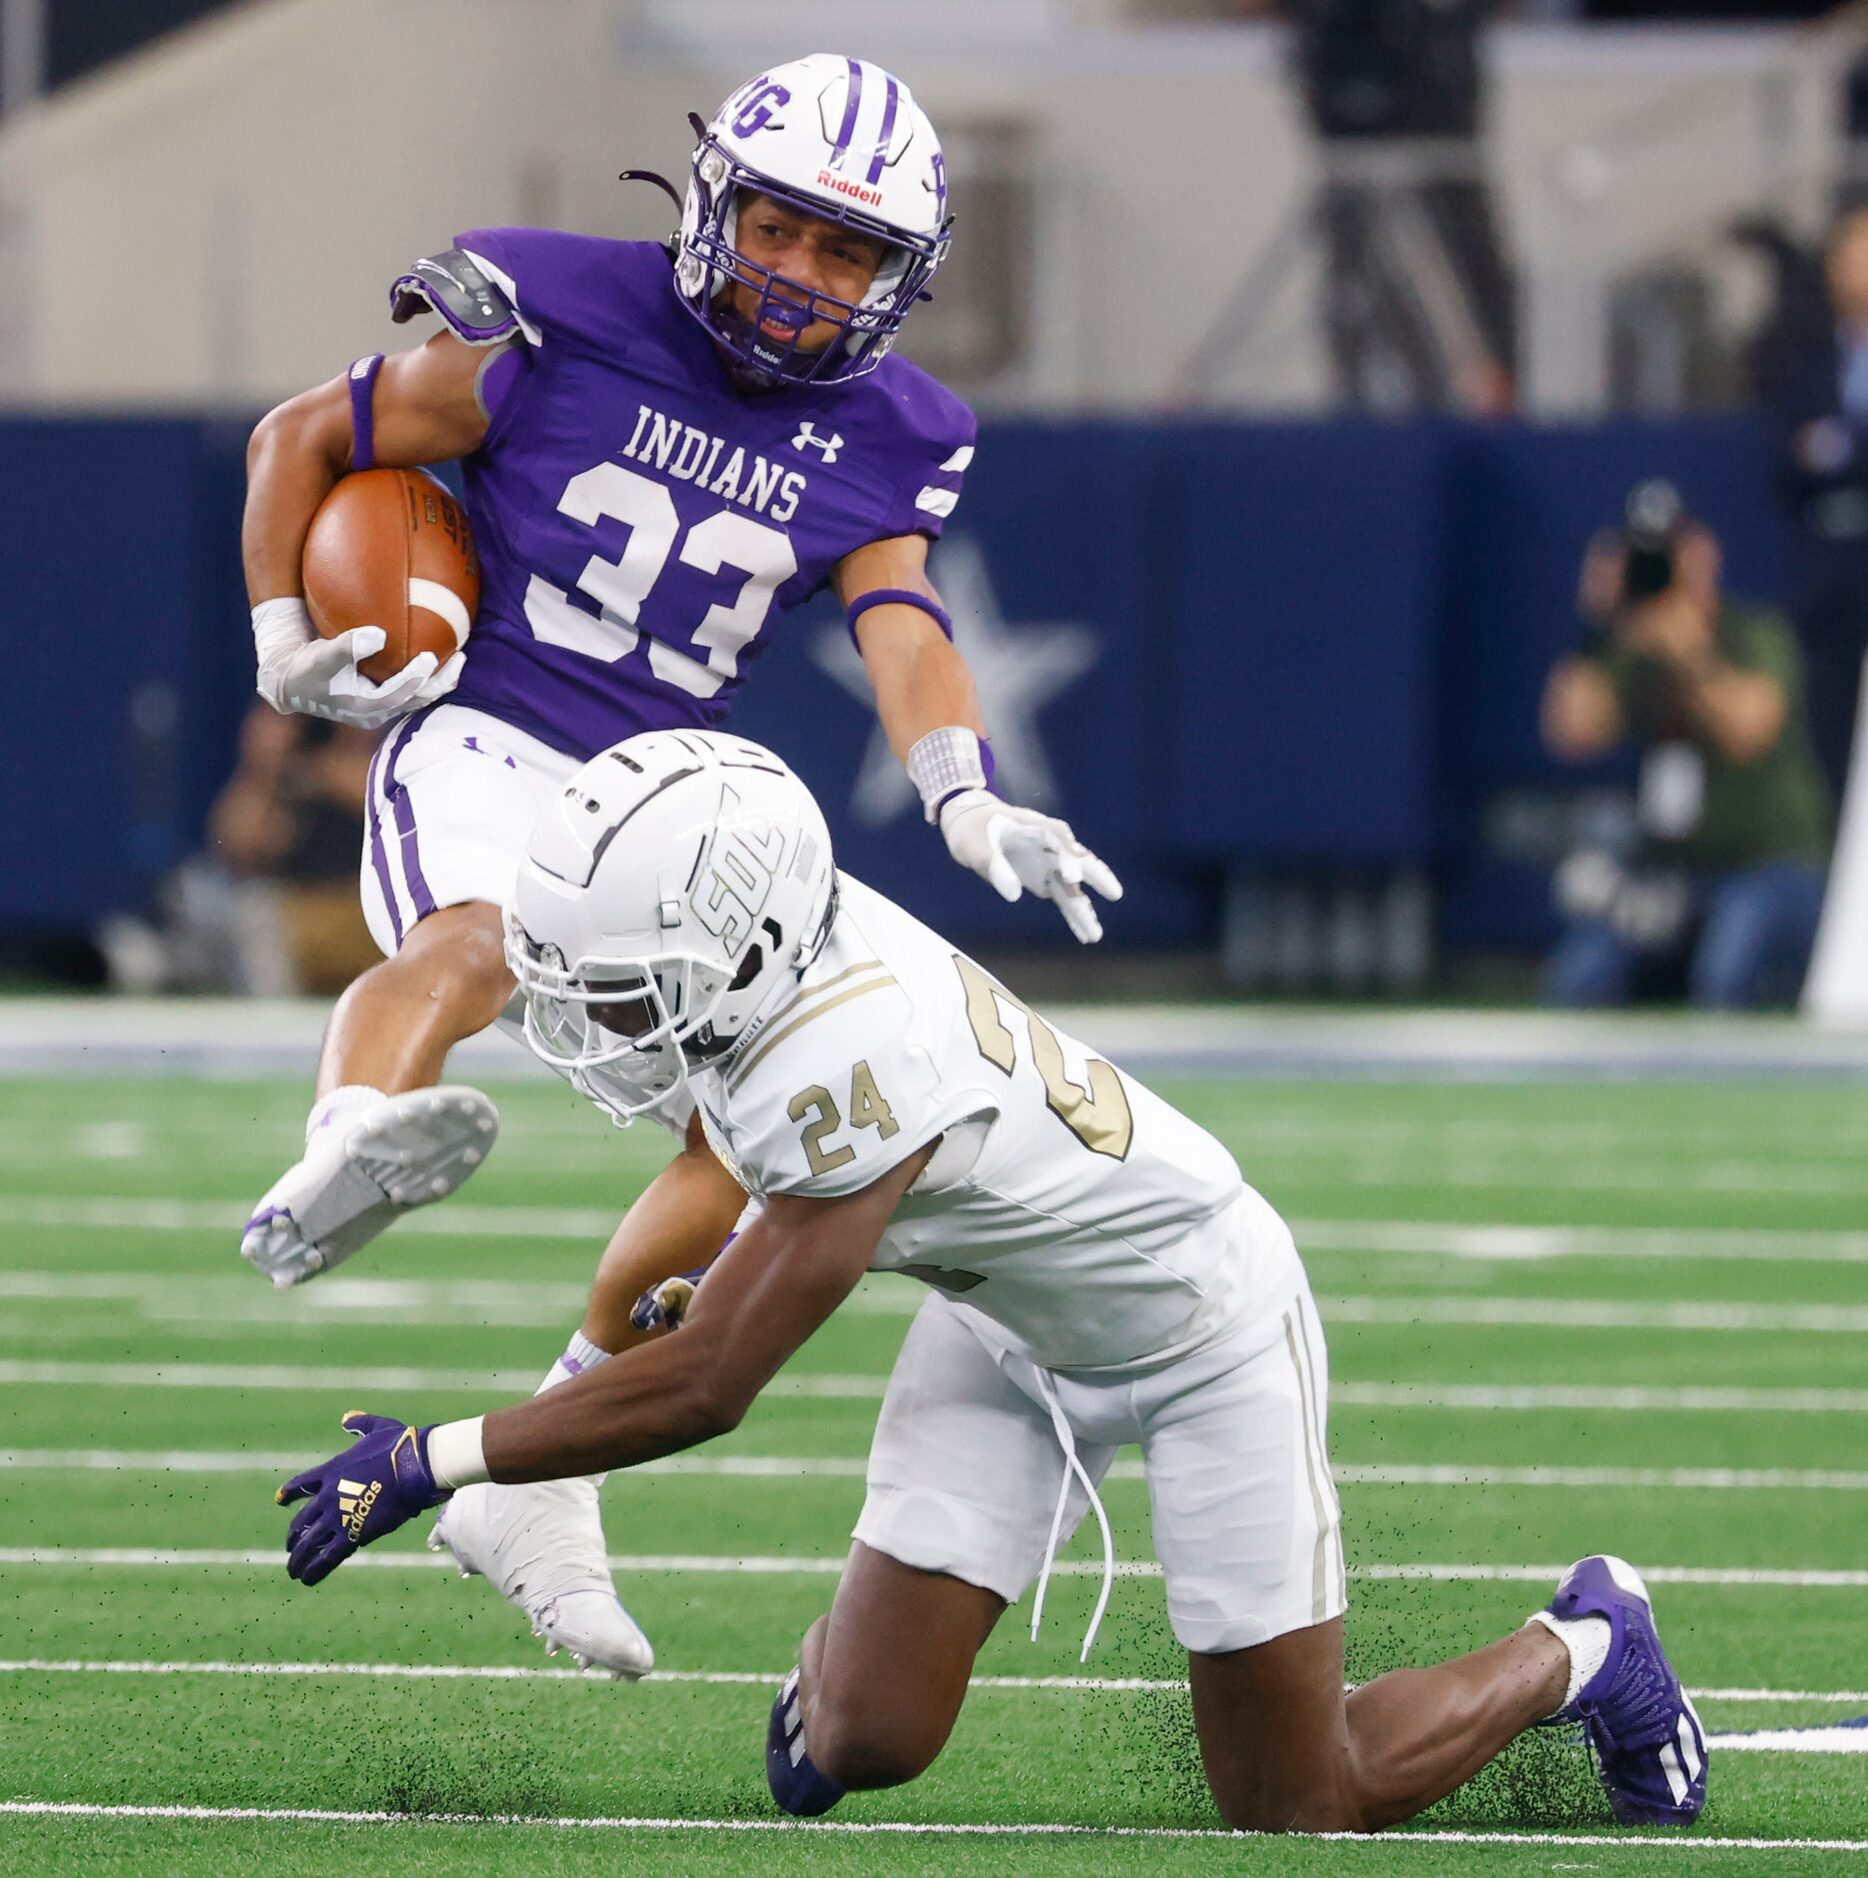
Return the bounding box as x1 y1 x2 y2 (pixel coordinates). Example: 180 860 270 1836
1 1065 1864 1875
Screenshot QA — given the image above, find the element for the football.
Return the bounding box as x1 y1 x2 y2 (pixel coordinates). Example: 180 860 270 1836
302 467 479 682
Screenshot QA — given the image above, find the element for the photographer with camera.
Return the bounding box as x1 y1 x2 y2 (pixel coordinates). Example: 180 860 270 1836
1539 481 1832 1009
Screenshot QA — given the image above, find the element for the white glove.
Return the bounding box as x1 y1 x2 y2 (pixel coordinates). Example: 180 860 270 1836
253 598 463 729
939 788 1124 945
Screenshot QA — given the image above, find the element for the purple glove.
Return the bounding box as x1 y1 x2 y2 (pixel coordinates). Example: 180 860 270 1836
629 1263 712 1333
275 1411 448 1586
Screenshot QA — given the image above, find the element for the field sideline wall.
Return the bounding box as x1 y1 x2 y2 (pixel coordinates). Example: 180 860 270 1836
0 410 1790 958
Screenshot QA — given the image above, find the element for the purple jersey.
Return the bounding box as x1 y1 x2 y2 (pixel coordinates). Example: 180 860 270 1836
427 229 975 760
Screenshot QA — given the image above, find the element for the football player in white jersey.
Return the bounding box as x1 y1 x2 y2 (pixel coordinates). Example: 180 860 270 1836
275 732 1707 1834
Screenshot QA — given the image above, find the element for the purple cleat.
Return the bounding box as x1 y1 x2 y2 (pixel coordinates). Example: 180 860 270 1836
1544 1554 1708 1826
766 1667 845 1817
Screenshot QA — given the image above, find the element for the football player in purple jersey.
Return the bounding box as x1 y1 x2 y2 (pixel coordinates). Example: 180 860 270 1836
237 54 1120 1678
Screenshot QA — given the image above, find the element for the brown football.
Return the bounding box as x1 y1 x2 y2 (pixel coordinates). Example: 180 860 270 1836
302 468 479 682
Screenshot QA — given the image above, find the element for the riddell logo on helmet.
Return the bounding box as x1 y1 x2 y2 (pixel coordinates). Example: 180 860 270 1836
817 170 884 207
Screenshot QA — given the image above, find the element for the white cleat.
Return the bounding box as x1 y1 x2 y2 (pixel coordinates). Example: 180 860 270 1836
240 1087 499 1288
428 1476 654 1681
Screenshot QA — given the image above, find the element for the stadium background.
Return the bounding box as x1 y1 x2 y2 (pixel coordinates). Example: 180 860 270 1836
0 2 1864 1873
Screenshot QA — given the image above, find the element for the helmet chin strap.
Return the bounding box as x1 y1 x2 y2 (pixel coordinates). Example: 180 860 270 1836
616 167 684 214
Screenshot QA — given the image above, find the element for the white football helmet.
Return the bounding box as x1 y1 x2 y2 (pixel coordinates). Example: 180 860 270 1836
673 52 952 385
506 730 838 1124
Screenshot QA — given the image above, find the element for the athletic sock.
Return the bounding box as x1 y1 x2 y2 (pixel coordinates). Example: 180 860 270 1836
537 1330 611 1395
304 1084 388 1149
1526 1611 1613 1712
766 1665 845 1817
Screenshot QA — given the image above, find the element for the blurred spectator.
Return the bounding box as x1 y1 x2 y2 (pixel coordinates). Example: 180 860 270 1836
98 709 379 996
1539 481 1831 1008
1266 0 1517 412
1756 204 1868 807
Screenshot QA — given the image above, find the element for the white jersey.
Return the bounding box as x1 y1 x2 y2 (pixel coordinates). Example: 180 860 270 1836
692 876 1292 1371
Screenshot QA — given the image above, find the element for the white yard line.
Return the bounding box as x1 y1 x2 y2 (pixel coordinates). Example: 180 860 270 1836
0 1658 1859 1708
0 1268 910 1325
0 1359 889 1396
12 1105 1863 1155
1296 1161 1868 1199
1295 1219 1868 1265
6 1448 1867 1494
0 1194 619 1240
9 1191 1868 1267
0 1799 1863 1850
1332 1463 1868 1490
1353 1563 1868 1587
0 1448 871 1480
2 1548 1863 1588
1709 1728 1868 1753
1321 1296 1868 1333
4 1361 1862 1415
1335 1381 1868 1412
7 1287 1867 1334
0 1657 1183 1692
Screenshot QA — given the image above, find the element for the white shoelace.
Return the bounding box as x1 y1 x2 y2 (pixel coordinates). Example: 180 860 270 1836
1027 1369 1117 1663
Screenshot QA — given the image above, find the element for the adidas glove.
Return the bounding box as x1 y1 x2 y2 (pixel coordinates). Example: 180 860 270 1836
276 1411 449 1586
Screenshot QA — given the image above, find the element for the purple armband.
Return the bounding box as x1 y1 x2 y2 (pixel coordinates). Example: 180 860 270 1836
347 355 384 471
846 588 954 650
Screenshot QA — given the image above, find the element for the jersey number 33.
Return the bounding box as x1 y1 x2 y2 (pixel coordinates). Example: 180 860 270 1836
524 463 797 701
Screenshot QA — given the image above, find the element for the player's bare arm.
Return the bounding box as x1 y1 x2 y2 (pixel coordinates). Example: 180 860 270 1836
243 333 492 603
837 533 984 754
274 1146 931 1580
576 1112 751 1353
485 1149 932 1480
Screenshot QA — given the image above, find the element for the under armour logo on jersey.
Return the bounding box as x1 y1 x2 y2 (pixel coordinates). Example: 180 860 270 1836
791 423 844 463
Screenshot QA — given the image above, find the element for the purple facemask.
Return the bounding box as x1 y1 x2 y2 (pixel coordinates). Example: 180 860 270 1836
676 140 948 388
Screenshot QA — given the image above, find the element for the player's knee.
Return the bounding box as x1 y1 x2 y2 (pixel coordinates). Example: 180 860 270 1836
397 906 513 1009
1217 1798 1376 1836
806 1692 943 1791
1213 1774 1373 1836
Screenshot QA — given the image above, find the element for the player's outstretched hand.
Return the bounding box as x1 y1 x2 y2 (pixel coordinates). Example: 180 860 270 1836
275 1412 449 1586
938 789 1124 945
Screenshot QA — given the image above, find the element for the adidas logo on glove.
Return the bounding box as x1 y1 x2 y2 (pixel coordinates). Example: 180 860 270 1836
336 1476 383 1541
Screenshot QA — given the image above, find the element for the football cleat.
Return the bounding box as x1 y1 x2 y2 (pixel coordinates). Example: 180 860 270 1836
428 1475 653 1681
1543 1554 1708 1826
240 1086 499 1288
766 1666 845 1817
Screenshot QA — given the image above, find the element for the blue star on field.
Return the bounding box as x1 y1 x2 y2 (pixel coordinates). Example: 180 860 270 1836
810 536 1101 827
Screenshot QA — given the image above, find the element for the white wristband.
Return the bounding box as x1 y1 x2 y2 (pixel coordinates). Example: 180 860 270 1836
906 726 988 824
426 1415 490 1489
252 596 314 667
